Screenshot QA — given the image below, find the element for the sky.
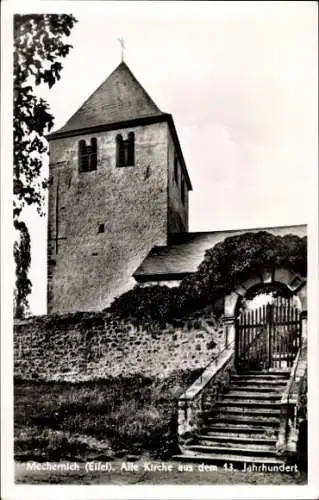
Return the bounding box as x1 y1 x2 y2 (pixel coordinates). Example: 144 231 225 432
6 1 318 315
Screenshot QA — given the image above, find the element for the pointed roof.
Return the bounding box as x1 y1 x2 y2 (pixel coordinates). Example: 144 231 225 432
47 61 192 190
53 62 164 134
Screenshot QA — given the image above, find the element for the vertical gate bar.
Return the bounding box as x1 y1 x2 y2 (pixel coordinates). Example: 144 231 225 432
254 308 257 368
285 307 289 362
279 321 282 369
249 309 252 370
291 307 294 365
243 311 249 369
241 312 244 363
289 304 292 366
287 304 290 366
249 309 252 369
256 308 259 369
260 304 267 367
291 306 295 365
299 308 301 348
252 309 255 370
255 307 262 368
255 308 258 368
296 308 299 352
257 309 260 369
277 303 280 369
242 311 247 369
271 303 273 369
272 302 278 368
297 307 300 354
246 310 249 368
291 307 298 354
248 309 251 370
236 313 242 361
286 302 289 367
296 307 299 350
294 308 297 359
248 310 251 370
277 301 280 368
239 312 242 368
280 301 283 368
286 303 289 366
290 305 294 364
282 301 286 368
236 315 239 368
289 305 293 366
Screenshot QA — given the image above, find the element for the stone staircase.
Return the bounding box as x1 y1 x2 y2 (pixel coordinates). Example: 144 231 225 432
175 370 290 466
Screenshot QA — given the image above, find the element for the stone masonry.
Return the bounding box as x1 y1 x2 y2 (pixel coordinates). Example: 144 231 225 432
47 62 191 314
14 313 224 382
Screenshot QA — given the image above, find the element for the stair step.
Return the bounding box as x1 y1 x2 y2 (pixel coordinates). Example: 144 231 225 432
206 415 280 426
197 433 276 445
230 379 287 386
206 409 280 419
233 371 288 376
214 401 280 415
174 453 285 467
220 398 281 406
240 370 290 376
230 381 287 389
201 425 277 438
188 444 275 457
224 392 281 400
231 375 288 383
196 436 276 454
228 384 285 392
215 398 281 410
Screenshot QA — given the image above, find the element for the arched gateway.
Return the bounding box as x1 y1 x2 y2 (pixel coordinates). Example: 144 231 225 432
178 266 307 463
223 267 307 372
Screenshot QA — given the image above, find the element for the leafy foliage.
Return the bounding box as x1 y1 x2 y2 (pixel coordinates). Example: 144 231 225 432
14 220 32 318
109 285 178 324
110 232 307 323
13 14 77 316
181 231 307 303
14 14 77 219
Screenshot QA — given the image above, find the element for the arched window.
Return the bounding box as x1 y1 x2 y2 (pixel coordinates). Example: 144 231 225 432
116 134 125 167
116 132 135 167
90 137 97 171
78 138 97 172
79 140 88 172
127 132 135 166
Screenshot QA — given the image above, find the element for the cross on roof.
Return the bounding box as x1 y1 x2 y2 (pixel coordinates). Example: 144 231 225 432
118 37 125 62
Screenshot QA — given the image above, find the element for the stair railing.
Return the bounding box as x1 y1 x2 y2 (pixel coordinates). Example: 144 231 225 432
276 338 307 457
177 339 235 450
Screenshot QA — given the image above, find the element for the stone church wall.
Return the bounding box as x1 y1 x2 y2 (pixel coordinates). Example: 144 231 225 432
14 313 224 382
167 129 189 233
48 121 170 314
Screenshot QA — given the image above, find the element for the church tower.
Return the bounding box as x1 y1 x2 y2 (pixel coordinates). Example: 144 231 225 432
46 62 192 314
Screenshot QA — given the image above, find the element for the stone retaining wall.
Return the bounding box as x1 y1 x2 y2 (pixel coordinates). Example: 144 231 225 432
14 312 224 382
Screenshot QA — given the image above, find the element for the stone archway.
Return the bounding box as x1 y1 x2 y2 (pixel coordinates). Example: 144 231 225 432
222 267 307 357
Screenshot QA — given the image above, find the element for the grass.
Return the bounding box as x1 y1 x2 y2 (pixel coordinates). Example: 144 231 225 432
14 372 306 485
14 370 202 462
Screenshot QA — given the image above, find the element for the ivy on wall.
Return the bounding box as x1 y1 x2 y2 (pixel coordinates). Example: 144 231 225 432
109 232 307 324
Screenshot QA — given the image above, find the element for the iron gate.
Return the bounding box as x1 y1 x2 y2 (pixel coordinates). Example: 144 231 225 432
236 299 302 371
